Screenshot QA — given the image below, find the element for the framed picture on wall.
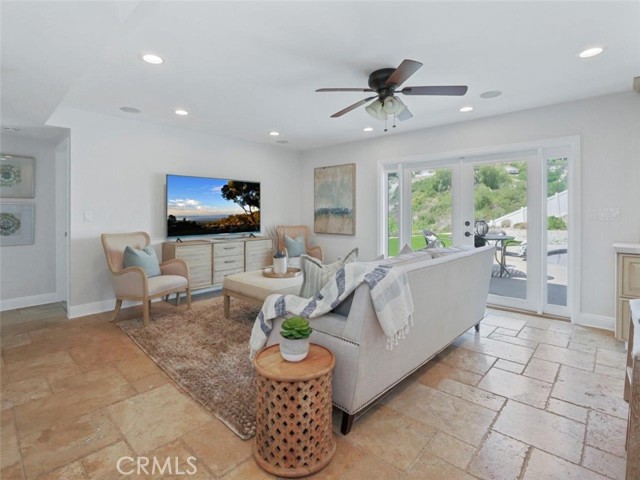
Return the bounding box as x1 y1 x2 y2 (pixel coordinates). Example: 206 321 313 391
0 155 35 198
314 163 355 235
0 203 35 246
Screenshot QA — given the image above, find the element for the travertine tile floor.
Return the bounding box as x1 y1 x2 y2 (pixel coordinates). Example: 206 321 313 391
0 297 630 479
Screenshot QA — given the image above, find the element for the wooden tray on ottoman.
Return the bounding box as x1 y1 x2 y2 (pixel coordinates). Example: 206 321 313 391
262 267 301 278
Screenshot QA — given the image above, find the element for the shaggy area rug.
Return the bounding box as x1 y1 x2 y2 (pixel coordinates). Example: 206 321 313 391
117 298 261 440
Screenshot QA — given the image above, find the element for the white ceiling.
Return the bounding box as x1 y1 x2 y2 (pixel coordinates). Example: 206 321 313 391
2 1 639 150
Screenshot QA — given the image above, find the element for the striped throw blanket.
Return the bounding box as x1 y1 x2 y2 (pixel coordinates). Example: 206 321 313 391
249 261 414 358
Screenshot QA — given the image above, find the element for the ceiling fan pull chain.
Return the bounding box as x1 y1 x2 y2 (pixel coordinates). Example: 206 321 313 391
393 115 397 128
384 116 388 132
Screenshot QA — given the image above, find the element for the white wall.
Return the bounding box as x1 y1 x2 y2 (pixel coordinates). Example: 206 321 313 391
0 134 59 308
300 92 640 326
48 108 302 317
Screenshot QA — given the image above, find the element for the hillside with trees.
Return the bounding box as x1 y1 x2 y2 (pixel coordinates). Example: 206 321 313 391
388 158 568 238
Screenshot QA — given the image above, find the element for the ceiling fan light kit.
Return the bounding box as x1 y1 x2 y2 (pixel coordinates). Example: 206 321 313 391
365 100 384 120
316 59 468 130
383 97 406 115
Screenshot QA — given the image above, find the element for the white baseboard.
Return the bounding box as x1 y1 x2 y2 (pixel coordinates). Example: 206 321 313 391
68 299 119 319
576 313 615 332
0 292 60 312
68 297 168 319
67 286 221 319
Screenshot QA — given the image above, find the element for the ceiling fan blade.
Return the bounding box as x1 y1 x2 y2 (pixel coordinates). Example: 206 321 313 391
385 59 423 87
316 88 375 92
400 85 468 96
330 96 377 118
397 107 413 121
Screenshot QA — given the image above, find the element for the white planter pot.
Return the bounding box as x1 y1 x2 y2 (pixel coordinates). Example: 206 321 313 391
280 337 310 362
273 256 288 275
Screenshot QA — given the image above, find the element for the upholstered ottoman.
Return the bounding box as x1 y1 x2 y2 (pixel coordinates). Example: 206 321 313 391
222 270 303 318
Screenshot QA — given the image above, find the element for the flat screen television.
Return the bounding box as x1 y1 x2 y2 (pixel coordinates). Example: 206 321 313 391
166 174 260 238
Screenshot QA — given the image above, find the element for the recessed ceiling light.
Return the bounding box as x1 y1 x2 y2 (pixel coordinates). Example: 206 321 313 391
141 54 164 64
174 109 189 116
363 127 374 132
480 90 502 99
120 107 141 114
459 106 474 113
578 47 604 58
269 131 280 136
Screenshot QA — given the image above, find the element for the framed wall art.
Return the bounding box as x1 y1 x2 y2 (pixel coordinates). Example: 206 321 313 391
0 155 35 198
0 203 35 246
314 163 355 235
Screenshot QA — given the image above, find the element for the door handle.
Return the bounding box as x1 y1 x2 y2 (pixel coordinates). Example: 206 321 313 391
465 232 471 237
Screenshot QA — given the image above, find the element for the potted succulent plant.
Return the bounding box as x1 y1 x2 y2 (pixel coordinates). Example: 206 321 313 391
280 316 313 362
273 249 288 275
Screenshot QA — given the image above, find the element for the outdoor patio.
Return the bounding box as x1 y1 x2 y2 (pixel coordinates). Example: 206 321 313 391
489 247 568 307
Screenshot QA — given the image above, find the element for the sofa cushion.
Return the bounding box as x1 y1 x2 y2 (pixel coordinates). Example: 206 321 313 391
428 246 471 258
123 246 161 277
147 275 187 295
300 248 358 298
378 250 433 266
285 234 306 257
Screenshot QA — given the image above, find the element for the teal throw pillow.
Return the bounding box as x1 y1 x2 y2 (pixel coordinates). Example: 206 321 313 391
123 246 161 277
300 247 358 298
285 235 307 257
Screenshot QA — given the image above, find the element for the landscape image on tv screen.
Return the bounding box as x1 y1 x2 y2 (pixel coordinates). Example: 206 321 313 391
166 175 260 237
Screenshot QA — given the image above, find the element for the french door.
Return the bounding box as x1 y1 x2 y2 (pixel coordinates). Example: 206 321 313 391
383 144 574 318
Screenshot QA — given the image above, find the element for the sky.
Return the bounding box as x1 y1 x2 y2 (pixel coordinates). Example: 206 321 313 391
166 175 257 217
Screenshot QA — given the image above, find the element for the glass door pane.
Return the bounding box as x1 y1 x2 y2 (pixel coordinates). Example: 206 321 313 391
473 161 529 301
386 172 400 257
545 157 568 308
410 168 453 251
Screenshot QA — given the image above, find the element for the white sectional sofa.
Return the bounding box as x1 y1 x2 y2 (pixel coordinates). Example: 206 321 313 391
265 245 494 434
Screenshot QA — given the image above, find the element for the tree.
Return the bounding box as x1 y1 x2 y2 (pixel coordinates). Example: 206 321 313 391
221 181 260 226
476 165 509 190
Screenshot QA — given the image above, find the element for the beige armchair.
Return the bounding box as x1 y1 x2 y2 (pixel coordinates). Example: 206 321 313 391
101 232 191 326
276 225 322 261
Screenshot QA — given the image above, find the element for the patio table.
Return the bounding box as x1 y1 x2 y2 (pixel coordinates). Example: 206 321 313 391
481 234 515 277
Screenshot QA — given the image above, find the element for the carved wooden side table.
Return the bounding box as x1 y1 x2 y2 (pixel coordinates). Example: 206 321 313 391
253 343 336 478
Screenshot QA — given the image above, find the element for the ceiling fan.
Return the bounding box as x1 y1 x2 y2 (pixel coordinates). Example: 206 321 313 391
316 59 468 129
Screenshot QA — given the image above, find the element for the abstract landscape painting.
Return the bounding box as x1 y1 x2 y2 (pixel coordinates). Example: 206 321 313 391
314 164 355 235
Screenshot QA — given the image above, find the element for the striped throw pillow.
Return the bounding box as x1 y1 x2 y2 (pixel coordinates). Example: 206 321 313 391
299 248 358 298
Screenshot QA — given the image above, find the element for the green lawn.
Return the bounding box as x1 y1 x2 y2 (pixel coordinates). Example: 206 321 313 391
387 233 452 257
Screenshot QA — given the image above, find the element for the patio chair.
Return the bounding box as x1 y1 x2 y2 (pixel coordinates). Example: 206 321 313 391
505 241 527 260
422 230 445 248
